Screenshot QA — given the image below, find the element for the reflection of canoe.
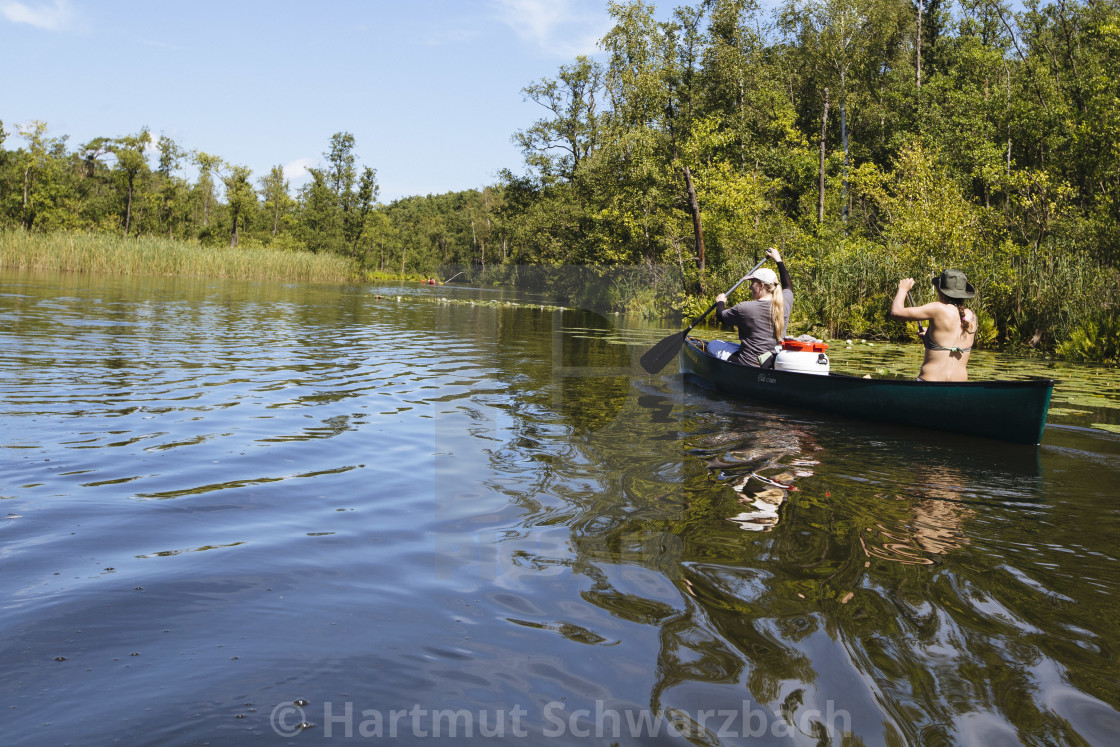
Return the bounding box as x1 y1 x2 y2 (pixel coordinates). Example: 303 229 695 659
680 337 1055 445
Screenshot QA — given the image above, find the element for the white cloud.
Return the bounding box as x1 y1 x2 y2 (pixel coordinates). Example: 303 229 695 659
491 0 610 58
142 134 159 160
1 0 75 31
283 158 317 185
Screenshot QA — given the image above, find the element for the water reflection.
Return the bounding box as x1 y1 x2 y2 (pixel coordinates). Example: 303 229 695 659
859 466 974 564
511 343 1118 742
686 420 814 534
4 271 1119 745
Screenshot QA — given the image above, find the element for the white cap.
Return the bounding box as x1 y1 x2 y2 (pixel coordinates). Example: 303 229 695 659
747 267 778 285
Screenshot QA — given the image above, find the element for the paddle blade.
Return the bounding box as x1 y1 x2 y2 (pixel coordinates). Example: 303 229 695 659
640 331 686 374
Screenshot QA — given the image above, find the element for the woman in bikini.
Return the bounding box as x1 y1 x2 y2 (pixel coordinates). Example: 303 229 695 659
890 269 977 382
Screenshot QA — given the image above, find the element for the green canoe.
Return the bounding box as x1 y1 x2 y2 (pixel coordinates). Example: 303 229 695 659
680 336 1055 445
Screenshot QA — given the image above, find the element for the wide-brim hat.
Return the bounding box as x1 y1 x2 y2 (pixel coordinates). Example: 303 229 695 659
932 269 975 299
747 267 778 285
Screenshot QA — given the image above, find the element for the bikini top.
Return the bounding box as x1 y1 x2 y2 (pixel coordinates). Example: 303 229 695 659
923 334 972 354
922 306 974 353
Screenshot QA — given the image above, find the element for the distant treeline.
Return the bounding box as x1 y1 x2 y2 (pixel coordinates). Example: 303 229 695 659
2 0 1118 361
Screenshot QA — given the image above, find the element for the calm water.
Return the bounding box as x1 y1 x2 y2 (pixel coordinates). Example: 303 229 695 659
2 270 1119 745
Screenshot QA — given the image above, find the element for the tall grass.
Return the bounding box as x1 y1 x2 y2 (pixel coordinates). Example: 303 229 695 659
0 230 360 283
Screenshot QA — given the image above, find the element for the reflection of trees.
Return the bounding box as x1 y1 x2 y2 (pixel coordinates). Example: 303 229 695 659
483 306 632 434
499 375 1083 742
766 440 1097 744
546 402 836 737
463 302 1105 744
472 306 635 525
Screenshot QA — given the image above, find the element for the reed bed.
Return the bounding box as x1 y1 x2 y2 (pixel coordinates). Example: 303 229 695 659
0 230 359 283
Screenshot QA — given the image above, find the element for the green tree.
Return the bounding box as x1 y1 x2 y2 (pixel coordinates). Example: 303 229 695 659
663 5 711 269
365 209 396 271
6 122 80 231
343 166 379 256
155 135 187 238
298 132 378 255
594 0 687 266
156 135 183 178
325 131 357 200
298 169 336 252
109 129 152 235
852 140 981 268
259 164 294 238
192 150 223 228
223 164 256 247
514 56 605 185
75 137 116 231
14 121 58 229
780 0 909 220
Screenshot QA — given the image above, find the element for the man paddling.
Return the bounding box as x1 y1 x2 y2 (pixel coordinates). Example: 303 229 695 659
891 269 978 382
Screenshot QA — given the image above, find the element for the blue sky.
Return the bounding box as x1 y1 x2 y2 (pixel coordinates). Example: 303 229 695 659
1 0 629 202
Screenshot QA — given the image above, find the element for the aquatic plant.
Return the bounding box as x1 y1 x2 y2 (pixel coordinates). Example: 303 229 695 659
1055 311 1120 365
0 229 359 282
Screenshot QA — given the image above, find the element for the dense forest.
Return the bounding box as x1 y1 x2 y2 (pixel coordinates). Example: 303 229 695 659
2 0 1118 360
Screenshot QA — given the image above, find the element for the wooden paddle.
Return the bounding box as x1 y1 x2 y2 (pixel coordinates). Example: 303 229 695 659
639 258 767 374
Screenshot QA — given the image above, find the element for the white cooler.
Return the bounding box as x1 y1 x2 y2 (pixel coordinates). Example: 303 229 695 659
774 340 830 375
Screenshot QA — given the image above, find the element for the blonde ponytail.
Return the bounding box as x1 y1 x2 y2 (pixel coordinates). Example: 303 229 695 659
767 282 785 340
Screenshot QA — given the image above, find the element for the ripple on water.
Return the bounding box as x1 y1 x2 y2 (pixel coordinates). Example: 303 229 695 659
3 273 1120 745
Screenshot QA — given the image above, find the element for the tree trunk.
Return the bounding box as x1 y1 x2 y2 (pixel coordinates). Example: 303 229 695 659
819 88 830 224
22 165 30 228
230 213 239 247
738 75 746 171
1006 61 1012 219
125 174 134 235
682 164 706 271
916 0 923 90
842 100 846 220
841 101 849 221
841 72 849 222
484 217 491 269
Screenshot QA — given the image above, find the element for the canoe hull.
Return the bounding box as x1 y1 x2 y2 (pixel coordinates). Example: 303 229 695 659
680 337 1054 445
